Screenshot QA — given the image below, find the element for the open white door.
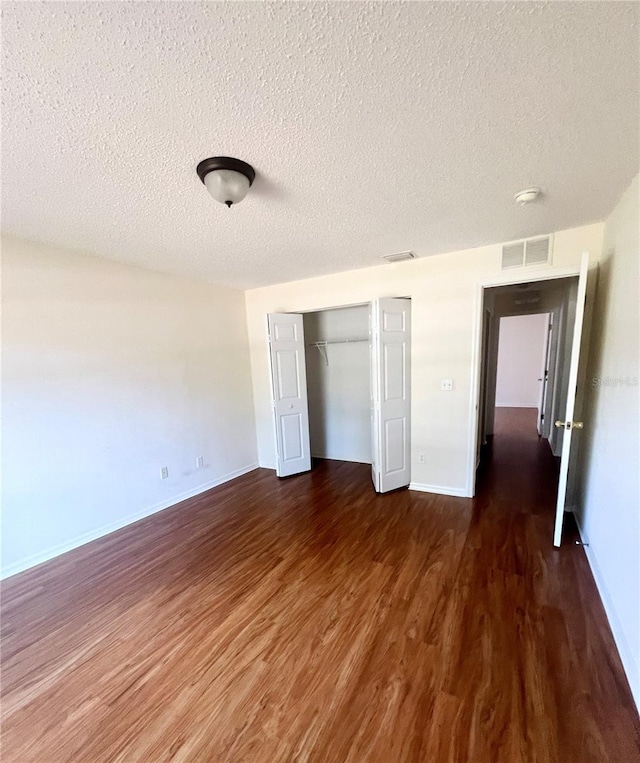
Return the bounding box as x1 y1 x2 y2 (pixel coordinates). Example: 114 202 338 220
537 314 553 436
371 298 411 493
267 313 311 478
553 253 589 546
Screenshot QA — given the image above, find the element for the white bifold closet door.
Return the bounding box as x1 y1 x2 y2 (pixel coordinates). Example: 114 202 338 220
268 301 411 490
267 313 311 477
370 298 411 493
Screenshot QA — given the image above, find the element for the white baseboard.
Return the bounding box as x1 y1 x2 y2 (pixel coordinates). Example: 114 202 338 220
574 512 639 713
409 482 469 498
311 454 373 465
0 463 259 580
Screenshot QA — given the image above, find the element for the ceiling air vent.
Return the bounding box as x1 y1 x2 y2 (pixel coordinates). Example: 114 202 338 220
383 250 416 263
501 235 552 270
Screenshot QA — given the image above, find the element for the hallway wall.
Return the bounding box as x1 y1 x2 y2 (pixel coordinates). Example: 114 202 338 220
495 313 548 408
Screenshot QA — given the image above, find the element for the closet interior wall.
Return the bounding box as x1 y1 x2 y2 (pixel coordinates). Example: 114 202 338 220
303 305 371 464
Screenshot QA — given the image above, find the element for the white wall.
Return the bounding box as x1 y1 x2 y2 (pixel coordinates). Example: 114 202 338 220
304 306 371 463
1 236 258 577
245 223 603 497
495 313 549 408
575 175 640 709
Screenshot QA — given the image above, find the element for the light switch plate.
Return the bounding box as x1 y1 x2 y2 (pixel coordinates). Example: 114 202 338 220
441 379 453 391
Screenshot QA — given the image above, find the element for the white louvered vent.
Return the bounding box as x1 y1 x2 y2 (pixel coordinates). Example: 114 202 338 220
382 250 416 263
501 235 552 270
524 236 551 266
501 241 525 269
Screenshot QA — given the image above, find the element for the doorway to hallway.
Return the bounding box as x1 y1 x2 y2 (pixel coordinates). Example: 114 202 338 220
473 256 589 545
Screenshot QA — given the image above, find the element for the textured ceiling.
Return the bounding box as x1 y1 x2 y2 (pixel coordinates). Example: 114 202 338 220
2 2 638 289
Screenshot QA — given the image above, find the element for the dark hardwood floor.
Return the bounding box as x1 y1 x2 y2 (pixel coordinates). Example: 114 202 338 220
2 408 638 761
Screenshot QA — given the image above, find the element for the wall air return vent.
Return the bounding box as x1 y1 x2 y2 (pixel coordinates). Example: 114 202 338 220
524 236 551 265
383 251 416 263
501 235 552 270
501 241 525 269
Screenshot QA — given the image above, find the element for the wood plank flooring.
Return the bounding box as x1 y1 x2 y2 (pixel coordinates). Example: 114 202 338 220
2 408 639 761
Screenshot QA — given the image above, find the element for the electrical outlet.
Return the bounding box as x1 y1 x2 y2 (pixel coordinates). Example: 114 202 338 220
440 379 454 391
418 453 426 464
160 466 169 479
196 456 204 469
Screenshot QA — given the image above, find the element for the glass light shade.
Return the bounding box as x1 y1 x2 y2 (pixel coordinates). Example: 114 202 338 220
203 169 251 206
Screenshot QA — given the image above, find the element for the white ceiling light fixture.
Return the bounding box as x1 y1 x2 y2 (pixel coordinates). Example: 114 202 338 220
515 187 541 205
196 156 255 208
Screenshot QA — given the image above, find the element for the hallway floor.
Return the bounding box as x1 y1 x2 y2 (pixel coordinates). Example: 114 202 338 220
477 406 561 510
2 409 639 761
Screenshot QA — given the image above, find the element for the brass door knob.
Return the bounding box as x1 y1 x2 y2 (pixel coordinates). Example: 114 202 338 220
555 420 584 430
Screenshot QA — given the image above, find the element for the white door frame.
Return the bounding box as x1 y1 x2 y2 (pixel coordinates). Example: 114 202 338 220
536 312 552 436
541 310 558 439
477 306 494 458
466 260 586 498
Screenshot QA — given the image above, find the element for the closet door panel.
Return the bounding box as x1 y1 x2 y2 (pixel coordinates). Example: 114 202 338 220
371 298 411 492
267 313 311 477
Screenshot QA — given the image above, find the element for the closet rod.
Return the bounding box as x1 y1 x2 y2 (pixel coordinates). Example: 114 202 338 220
306 338 369 346
307 338 369 366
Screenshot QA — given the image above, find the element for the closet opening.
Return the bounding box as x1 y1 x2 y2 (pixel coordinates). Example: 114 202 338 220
303 305 371 467
267 298 411 493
